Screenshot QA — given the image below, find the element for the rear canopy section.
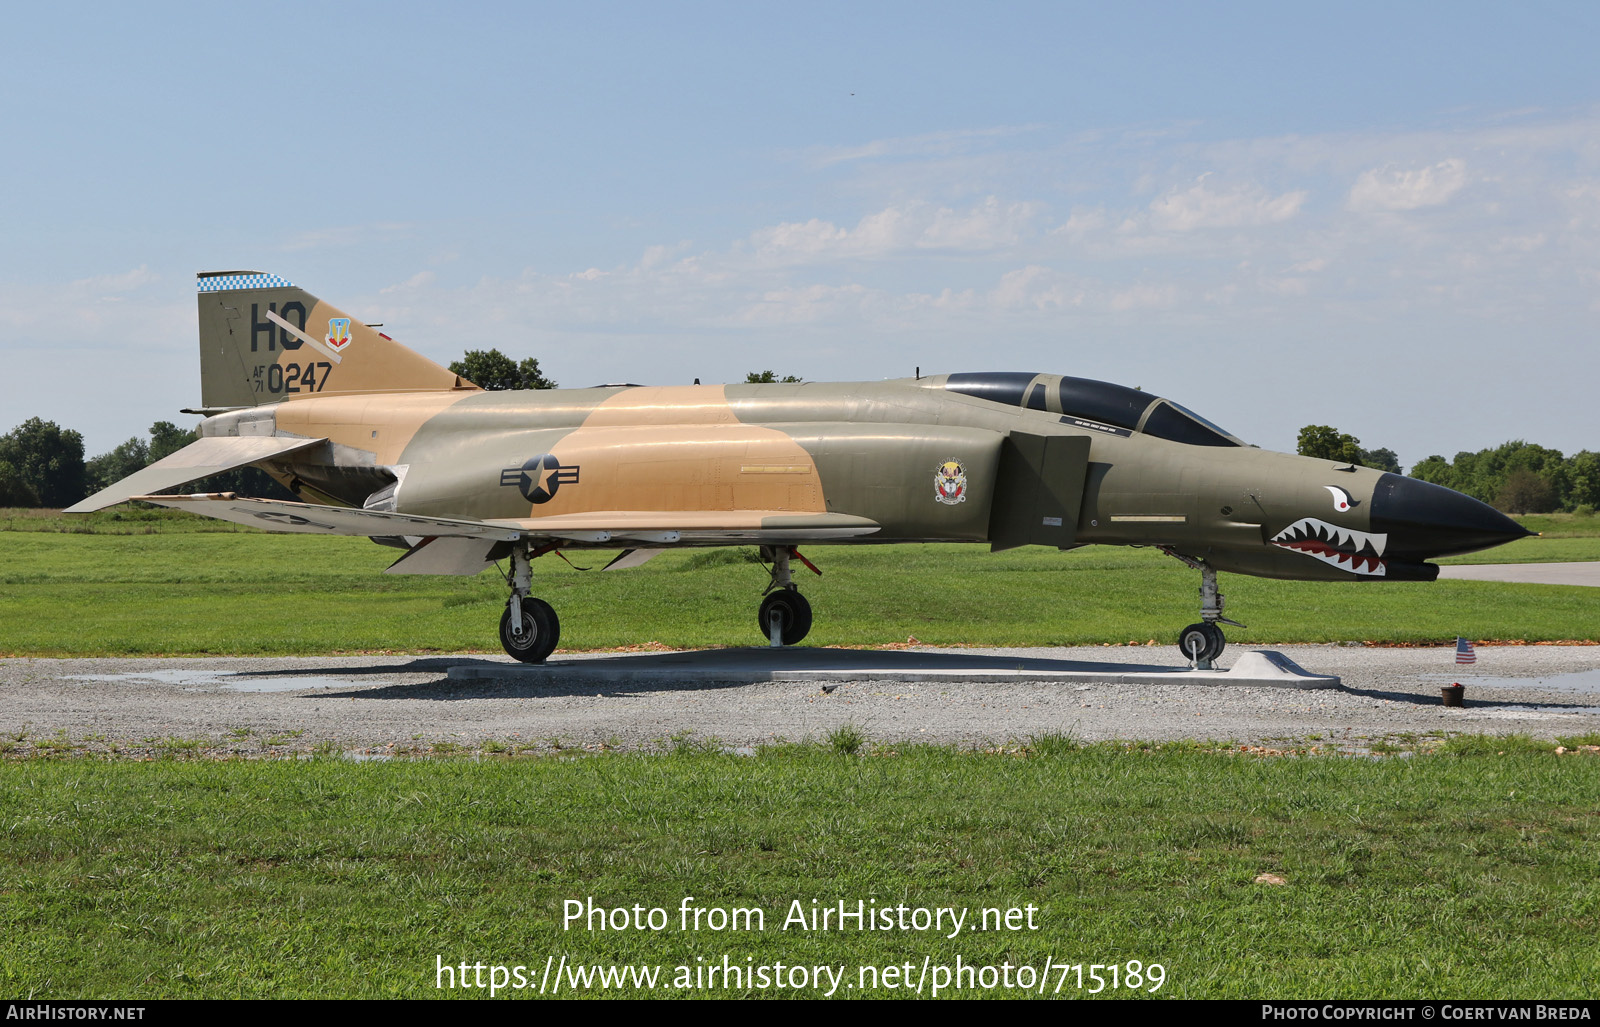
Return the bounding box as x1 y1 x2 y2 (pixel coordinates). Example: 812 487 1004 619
195 271 468 411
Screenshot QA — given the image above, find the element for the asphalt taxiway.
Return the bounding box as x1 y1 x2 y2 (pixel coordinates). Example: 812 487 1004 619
1436 561 1600 586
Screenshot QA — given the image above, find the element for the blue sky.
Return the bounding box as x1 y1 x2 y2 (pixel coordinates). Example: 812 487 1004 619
3 2 1597 466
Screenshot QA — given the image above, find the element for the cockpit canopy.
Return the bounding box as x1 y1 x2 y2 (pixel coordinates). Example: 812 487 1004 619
944 371 1243 447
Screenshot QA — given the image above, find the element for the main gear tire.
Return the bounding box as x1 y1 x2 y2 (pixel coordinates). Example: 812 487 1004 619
757 589 813 646
500 598 560 663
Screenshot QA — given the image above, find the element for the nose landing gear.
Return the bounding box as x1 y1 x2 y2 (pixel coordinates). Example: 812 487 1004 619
1161 548 1245 670
1177 621 1226 668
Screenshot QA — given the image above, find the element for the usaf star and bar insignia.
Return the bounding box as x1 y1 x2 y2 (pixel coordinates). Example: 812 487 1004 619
500 454 581 504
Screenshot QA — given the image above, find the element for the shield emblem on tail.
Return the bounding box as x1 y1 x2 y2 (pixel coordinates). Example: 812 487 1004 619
325 318 353 352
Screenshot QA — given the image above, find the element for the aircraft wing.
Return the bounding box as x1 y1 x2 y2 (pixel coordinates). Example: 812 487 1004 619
488 510 883 544
132 494 881 574
65 435 329 512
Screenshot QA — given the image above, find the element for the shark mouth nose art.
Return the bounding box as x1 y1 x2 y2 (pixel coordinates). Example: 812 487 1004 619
1270 518 1389 576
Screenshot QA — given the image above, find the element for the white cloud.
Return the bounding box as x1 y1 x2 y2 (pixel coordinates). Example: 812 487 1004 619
748 197 1039 263
379 270 436 294
1259 276 1309 296
1492 233 1547 253
0 265 181 335
989 265 1083 311
751 217 852 260
1347 158 1468 212
1054 206 1110 238
921 197 1037 249
80 266 161 295
734 283 870 325
1110 283 1180 311
1147 175 1307 231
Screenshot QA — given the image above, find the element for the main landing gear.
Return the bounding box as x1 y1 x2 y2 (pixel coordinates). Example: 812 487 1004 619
500 545 560 663
492 542 821 660
757 546 817 647
1161 548 1245 670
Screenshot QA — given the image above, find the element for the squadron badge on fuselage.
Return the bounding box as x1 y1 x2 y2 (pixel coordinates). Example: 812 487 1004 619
934 459 967 505
500 454 580 504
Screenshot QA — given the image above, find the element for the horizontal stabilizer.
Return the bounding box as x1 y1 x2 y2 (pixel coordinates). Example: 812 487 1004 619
65 435 328 512
132 494 524 539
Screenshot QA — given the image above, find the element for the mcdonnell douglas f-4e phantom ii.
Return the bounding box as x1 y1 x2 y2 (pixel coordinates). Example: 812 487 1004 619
70 271 1532 665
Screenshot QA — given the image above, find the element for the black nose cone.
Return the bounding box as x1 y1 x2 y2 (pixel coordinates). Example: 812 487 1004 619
1370 473 1534 560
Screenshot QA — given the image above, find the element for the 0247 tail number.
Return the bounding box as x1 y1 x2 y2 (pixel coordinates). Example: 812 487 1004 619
253 361 333 394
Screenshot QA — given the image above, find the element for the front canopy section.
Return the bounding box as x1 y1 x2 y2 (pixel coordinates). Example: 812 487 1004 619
942 371 1244 447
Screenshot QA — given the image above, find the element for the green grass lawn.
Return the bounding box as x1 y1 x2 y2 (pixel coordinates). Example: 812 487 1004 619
5 509 1596 1001
1501 511 1600 539
1 508 1595 655
2 744 1597 999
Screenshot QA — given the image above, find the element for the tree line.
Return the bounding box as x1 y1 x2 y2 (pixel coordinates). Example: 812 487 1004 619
1295 424 1596 515
0 416 296 507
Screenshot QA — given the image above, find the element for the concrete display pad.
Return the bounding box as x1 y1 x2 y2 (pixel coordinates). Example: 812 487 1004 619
445 646 1340 689
7 646 1599 751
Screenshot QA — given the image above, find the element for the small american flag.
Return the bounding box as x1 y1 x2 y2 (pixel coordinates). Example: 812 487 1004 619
1455 637 1477 665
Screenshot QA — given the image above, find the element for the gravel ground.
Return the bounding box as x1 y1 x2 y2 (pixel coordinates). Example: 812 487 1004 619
3 644 1599 756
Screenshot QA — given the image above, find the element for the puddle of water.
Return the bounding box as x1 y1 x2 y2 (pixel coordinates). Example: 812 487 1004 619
66 670 359 693
1425 668 1600 695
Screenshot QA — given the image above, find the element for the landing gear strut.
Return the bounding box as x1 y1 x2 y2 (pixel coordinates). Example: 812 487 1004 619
757 545 814 647
1161 549 1245 670
500 545 560 663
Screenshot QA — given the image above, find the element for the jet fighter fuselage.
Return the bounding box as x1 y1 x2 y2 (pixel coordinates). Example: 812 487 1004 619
193 372 1516 581
69 272 1532 663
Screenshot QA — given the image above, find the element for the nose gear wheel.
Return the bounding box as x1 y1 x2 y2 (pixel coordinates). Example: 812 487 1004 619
1178 622 1226 665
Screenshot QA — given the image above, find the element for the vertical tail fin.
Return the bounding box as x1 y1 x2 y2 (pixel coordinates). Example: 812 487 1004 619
195 271 468 410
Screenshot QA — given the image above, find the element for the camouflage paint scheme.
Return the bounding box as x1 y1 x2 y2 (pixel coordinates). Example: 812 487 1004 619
69 272 1531 658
